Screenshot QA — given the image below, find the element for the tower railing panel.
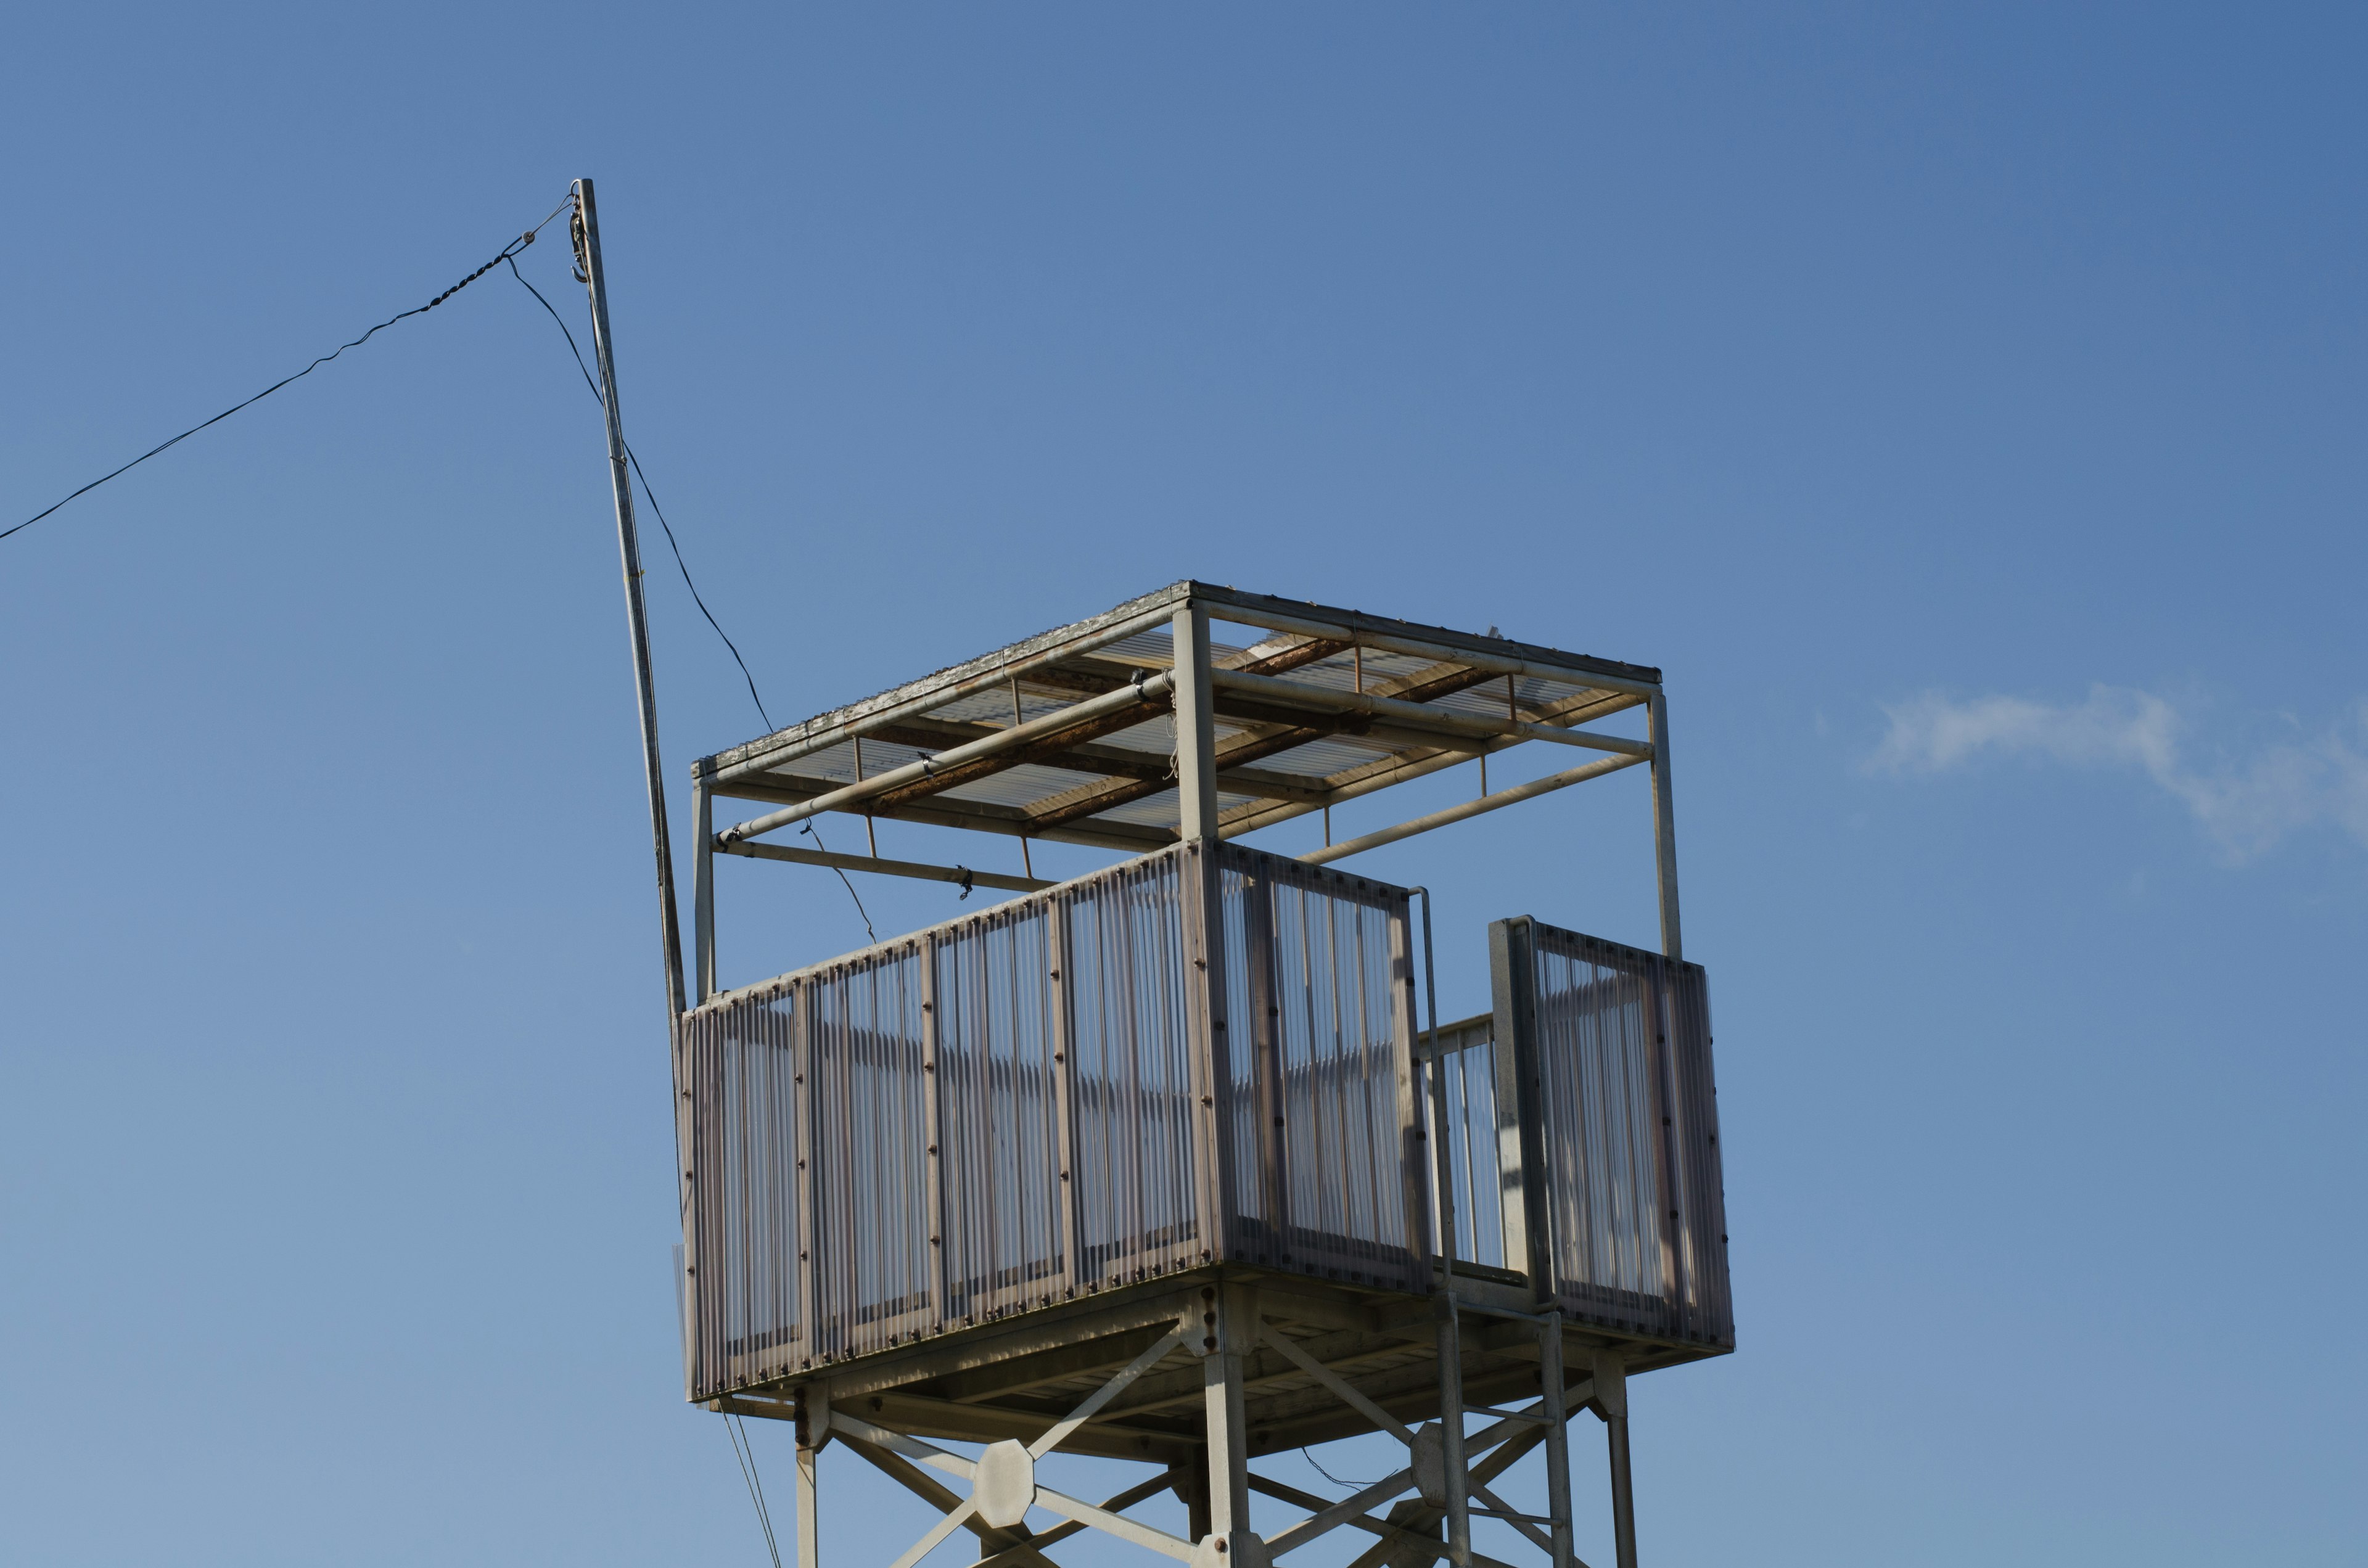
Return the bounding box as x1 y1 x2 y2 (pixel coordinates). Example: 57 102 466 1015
1492 917 1732 1349
681 842 1426 1400
1216 847 1427 1293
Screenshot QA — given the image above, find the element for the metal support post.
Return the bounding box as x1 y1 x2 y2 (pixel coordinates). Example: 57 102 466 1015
797 1443 822 1568
1645 691 1682 963
1201 1284 1256 1553
1434 1290 1471 1568
1173 603 1220 843
693 778 715 1003
575 176 688 1022
1414 888 1471 1568
1593 1350 1637 1568
1536 1316 1575 1568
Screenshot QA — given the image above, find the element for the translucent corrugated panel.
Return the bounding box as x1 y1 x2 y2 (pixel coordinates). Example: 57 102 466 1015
683 988 802 1397
1519 923 1731 1348
1217 848 1423 1291
804 945 934 1361
1428 1018 1508 1272
1065 853 1202 1285
934 904 1065 1323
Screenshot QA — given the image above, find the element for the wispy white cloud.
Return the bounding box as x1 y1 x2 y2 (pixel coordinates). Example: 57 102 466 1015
1867 686 2368 860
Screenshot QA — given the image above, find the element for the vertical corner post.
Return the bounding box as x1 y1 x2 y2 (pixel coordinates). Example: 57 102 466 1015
1175 602 1234 1264
919 935 950 1326
1389 892 1431 1278
1593 1350 1637 1568
1046 895 1082 1300
1201 1284 1257 1550
693 776 715 1004
1244 867 1286 1260
1645 691 1682 963
1172 602 1220 844
1488 919 1552 1286
575 175 687 1024
791 980 821 1369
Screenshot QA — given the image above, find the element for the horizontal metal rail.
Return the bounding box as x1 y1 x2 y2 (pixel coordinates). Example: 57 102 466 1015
1215 691 1646 840
717 671 1177 844
1204 600 1661 699
1300 753 1646 866
718 838 1052 893
1209 668 1653 757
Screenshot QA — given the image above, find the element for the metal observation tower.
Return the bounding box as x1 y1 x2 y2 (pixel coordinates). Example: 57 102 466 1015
575 185 1731 1568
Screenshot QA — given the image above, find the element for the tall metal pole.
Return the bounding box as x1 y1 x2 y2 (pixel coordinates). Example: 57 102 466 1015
575 176 688 1022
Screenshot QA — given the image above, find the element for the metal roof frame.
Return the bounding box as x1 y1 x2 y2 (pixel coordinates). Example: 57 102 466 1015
688 581 1683 1001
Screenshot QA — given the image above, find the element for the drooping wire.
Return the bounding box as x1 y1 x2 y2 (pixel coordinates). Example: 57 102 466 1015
3 194 576 546
1302 1446 1376 1491
509 250 886 946
503 256 773 733
724 1413 784 1568
800 821 878 945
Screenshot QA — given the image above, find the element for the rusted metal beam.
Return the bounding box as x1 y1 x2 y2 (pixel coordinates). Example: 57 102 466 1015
1215 689 1643 840
1210 669 1654 758
1299 753 1646 866
709 771 1172 853
1027 662 1502 833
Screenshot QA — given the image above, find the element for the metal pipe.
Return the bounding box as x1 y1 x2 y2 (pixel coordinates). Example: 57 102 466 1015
716 671 1177 844
1412 887 1471 1568
1209 669 1651 757
1298 753 1646 866
1647 692 1684 961
718 837 1052 893
1202 602 1659 700
693 782 715 1003
576 176 685 1023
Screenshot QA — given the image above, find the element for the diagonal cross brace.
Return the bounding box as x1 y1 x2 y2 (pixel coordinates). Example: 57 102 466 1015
1248 1474 1529 1568
839 1434 1065 1568
1032 1328 1185 1458
1258 1324 1421 1447
828 1323 1199 1568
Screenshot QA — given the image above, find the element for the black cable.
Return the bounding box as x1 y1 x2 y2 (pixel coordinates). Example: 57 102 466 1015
1302 1447 1376 1490
725 1413 784 1568
4 196 575 546
800 822 879 945
510 250 889 947
504 257 775 733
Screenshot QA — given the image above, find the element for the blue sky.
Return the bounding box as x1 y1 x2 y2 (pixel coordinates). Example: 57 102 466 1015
2 6 2361 1566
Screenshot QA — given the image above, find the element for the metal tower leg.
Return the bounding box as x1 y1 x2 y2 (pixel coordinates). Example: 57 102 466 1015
796 1443 821 1568
1593 1351 1636 1568
1537 1314 1575 1568
796 1383 829 1568
1434 1291 1471 1568
1203 1285 1257 1558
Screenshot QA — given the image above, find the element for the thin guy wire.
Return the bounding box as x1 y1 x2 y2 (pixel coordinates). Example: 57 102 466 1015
510 254 883 945
734 1414 784 1568
725 1414 784 1568
4 195 575 546
503 256 775 732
